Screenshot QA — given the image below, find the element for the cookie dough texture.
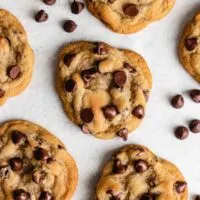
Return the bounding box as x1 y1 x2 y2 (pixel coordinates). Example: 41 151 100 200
179 12 200 83
96 145 188 200
86 0 176 34
0 9 34 105
0 120 78 200
57 41 152 140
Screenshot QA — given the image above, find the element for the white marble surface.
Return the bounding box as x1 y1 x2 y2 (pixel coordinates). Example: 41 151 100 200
0 0 200 199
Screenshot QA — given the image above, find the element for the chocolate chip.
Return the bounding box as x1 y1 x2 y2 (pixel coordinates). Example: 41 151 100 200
63 20 77 33
171 95 184 109
134 160 148 173
80 108 94 123
7 66 21 79
35 10 48 22
103 105 118 120
34 147 49 161
124 62 136 73
64 79 76 92
94 42 108 55
63 54 75 66
189 119 200 133
175 181 187 194
11 131 27 144
81 67 98 82
189 89 200 103
116 128 128 141
113 71 127 87
9 157 23 171
185 37 197 51
143 90 149 102
195 195 200 200
0 89 5 98
58 145 64 149
0 165 9 179
32 170 46 184
43 0 56 5
174 126 189 140
71 0 85 14
113 159 127 174
81 124 91 134
132 105 145 119
39 191 53 200
13 189 31 200
140 193 154 200
123 4 139 17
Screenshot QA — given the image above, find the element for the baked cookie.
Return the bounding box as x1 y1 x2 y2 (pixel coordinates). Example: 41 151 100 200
0 120 78 200
86 0 176 34
0 9 34 105
96 144 188 200
179 12 200 83
57 41 152 140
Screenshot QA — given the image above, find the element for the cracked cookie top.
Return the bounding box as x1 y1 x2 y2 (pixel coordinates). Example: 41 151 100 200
96 145 188 200
0 120 78 200
57 41 152 140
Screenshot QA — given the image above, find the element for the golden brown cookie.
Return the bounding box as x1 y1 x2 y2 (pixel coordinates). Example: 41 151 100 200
57 41 152 140
96 144 188 200
0 9 34 105
86 0 176 34
0 120 78 200
179 12 200 83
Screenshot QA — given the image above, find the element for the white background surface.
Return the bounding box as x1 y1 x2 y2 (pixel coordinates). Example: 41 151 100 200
0 0 200 199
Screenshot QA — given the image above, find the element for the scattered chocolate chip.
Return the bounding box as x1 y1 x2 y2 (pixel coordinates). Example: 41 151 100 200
174 126 189 140
195 195 200 200
94 42 108 55
63 54 75 66
132 105 145 119
43 0 56 5
113 159 127 174
113 71 127 87
189 119 200 133
71 0 85 14
47 158 54 163
63 20 77 33
58 145 64 149
39 191 53 200
143 90 149 102
23 164 34 174
81 124 91 134
81 67 98 82
13 189 31 200
171 95 184 109
123 4 139 17
0 165 9 179
80 108 94 123
64 79 76 92
103 105 118 120
189 89 200 103
0 89 5 98
124 62 136 73
32 170 46 184
185 37 197 51
34 147 49 161
116 128 128 141
9 157 23 171
175 181 187 194
134 160 148 173
35 10 48 22
7 66 21 79
11 131 27 144
140 193 156 200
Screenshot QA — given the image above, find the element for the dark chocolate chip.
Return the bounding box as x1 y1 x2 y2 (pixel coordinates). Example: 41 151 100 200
35 10 48 22
64 79 76 92
81 67 98 82
32 170 46 184
116 128 128 141
63 54 75 66
9 157 23 171
0 89 5 98
34 147 49 161
195 195 200 200
113 159 127 174
80 108 94 123
113 71 127 87
175 126 189 140
43 0 56 5
189 119 200 133
63 20 77 33
175 181 187 194
0 165 9 179
103 105 118 120
94 42 108 55
134 160 148 173
58 145 64 149
171 95 184 109
71 0 85 14
11 131 27 144
132 105 145 119
13 189 31 200
81 124 91 134
189 89 200 103
140 193 155 200
39 191 53 200
123 4 139 17
185 38 197 51
124 62 136 73
7 66 21 79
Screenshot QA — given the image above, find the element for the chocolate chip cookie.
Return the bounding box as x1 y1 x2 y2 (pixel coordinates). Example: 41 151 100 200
179 12 200 83
0 120 78 200
86 0 176 34
96 144 188 200
0 9 34 105
57 41 152 140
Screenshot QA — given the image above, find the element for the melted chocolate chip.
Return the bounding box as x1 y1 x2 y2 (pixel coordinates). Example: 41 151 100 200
189 89 200 103
34 147 49 161
195 195 200 200
9 157 23 171
189 119 200 133
123 4 139 17
13 189 30 200
103 105 118 120
35 10 48 22
64 79 76 92
0 165 9 179
80 108 94 123
39 191 53 200
113 71 127 87
185 37 197 51
132 105 145 119
7 66 21 79
175 181 187 194
113 159 127 174
94 42 108 55
81 124 91 134
116 128 128 141
134 160 148 173
171 95 184 109
0 89 5 98
124 62 136 73
11 131 27 144
63 20 77 33
43 0 56 5
81 67 98 82
32 170 46 184
63 54 75 66
140 193 155 200
174 126 189 140
71 0 85 14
